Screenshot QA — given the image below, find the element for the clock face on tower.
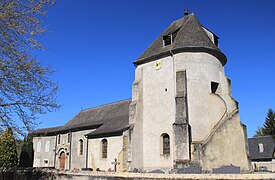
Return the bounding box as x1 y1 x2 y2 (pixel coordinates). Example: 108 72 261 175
154 60 161 70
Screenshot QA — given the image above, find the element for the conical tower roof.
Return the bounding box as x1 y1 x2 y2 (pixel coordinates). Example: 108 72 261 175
134 13 227 66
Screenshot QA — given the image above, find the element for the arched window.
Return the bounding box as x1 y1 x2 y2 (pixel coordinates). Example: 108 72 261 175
45 141 50 152
79 139 84 155
161 133 170 155
37 141 41 152
102 139 108 158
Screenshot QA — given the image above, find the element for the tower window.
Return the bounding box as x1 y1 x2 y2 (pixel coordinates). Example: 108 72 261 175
79 139 84 155
211 81 219 93
214 35 219 46
102 139 108 158
163 29 179 47
163 35 172 46
161 133 170 155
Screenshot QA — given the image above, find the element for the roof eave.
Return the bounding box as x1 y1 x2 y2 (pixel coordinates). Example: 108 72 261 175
133 47 227 66
86 126 130 139
32 124 103 136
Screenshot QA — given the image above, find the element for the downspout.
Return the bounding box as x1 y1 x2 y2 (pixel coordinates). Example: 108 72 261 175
85 135 89 168
69 132 72 170
169 50 176 98
54 135 57 168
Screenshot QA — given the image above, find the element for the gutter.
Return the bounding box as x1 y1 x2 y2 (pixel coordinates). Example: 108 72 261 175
69 132 72 170
54 135 57 168
85 135 89 168
134 47 227 66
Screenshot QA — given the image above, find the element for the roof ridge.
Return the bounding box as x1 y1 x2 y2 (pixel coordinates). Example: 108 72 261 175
248 135 274 139
81 98 132 112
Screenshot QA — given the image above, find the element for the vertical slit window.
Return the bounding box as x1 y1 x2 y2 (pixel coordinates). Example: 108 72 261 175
58 135 61 144
79 139 83 155
102 139 108 158
68 133 71 143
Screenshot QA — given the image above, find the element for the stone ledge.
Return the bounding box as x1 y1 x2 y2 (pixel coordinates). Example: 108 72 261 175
1 169 274 180
56 171 275 180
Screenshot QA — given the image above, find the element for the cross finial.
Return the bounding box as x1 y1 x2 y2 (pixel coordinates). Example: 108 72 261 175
184 9 189 16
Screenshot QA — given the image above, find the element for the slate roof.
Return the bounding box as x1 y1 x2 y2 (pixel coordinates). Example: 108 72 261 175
32 99 131 138
134 13 227 66
248 136 275 161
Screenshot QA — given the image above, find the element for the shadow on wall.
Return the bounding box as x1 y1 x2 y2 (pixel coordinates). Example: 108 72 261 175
0 167 55 180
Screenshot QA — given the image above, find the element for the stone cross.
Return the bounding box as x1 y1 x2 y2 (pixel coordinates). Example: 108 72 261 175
111 158 120 172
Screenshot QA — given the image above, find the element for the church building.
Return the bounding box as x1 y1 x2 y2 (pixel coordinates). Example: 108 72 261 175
32 12 251 173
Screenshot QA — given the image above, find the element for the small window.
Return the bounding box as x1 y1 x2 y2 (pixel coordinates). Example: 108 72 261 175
68 133 71 143
37 142 41 153
44 159 49 167
45 141 50 152
57 134 61 144
102 139 108 158
211 81 219 93
79 139 84 155
163 29 179 47
34 159 40 167
161 133 170 155
163 35 172 46
214 35 219 46
259 143 264 153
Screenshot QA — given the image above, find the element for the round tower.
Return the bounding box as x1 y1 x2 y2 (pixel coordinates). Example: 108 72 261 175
129 13 251 172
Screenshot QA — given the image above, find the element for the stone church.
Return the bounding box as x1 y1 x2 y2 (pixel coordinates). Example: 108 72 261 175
32 12 251 173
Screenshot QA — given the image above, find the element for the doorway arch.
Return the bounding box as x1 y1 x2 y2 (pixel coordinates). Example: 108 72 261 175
59 152 66 170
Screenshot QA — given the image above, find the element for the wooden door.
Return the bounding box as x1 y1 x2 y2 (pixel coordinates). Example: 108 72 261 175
60 152 65 170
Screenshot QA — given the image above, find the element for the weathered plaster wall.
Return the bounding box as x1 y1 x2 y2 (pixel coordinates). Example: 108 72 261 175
131 52 226 170
33 136 56 168
130 51 250 171
208 94 226 131
133 56 175 171
195 68 251 171
69 130 92 170
129 65 144 170
174 52 222 142
33 129 125 172
199 112 251 172
88 135 123 171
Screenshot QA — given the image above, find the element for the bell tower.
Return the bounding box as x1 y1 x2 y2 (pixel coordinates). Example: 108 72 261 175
128 13 251 172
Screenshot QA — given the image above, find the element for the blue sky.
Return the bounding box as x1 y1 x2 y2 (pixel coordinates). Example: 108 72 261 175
36 0 275 138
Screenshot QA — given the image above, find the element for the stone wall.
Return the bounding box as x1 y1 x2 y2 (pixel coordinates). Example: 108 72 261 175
1 169 274 180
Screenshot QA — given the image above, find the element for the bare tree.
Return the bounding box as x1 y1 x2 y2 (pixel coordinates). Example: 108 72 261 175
0 0 59 135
